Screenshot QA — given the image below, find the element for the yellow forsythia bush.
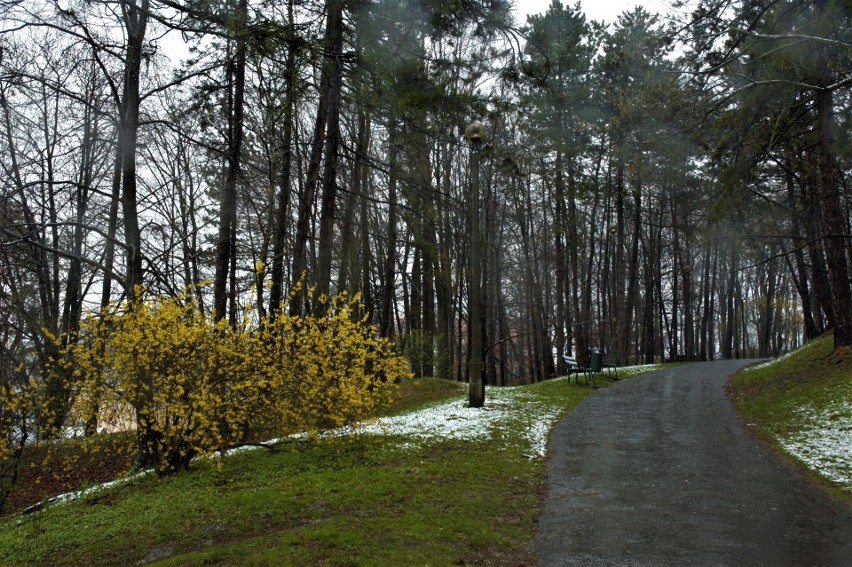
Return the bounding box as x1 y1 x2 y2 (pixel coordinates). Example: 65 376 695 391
52 288 406 474
54 293 256 472
0 383 24 461
0 377 34 509
254 292 406 433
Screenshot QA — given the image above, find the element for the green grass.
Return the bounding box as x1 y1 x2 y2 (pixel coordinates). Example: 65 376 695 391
7 344 842 563
384 377 467 416
0 375 612 566
728 332 851 503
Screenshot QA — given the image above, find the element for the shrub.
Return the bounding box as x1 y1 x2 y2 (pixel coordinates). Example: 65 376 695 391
48 288 407 474
0 376 33 512
254 292 406 433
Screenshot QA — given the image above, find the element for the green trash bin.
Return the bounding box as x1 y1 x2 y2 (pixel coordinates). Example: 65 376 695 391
590 350 603 373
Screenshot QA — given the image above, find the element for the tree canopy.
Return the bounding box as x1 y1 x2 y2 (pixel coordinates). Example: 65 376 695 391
0 0 849 487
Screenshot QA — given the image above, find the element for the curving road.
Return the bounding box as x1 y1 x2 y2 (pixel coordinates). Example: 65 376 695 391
534 360 852 566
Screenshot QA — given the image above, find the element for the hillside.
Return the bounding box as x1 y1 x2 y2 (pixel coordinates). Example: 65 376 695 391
0 375 612 566
728 333 851 502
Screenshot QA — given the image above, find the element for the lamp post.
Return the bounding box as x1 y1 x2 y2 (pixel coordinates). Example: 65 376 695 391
465 120 486 408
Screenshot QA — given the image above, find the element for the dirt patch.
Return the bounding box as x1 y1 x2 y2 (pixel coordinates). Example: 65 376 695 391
2 434 136 517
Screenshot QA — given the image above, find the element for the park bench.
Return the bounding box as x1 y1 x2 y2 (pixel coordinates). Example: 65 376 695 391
563 355 596 388
563 351 619 387
590 350 619 381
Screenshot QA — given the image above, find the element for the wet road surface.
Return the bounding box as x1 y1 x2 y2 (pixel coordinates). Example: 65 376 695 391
534 360 852 566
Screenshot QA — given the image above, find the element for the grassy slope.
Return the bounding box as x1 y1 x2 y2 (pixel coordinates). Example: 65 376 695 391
8 351 844 566
728 332 851 504
0 376 609 566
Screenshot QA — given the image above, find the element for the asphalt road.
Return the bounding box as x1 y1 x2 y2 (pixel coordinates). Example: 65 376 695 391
534 360 852 566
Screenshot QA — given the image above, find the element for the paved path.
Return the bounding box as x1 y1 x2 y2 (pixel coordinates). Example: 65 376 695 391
535 360 852 566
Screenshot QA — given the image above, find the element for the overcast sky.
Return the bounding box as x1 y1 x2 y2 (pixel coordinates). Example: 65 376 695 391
513 0 674 25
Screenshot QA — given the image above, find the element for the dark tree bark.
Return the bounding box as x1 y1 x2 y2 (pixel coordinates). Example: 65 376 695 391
567 159 581 367
379 124 400 338
435 141 454 380
721 243 738 359
613 128 627 365
803 177 834 332
213 0 248 322
120 0 148 301
290 5 335 316
785 167 819 340
117 0 159 469
623 176 641 364
268 0 298 315
553 153 567 372
699 243 712 361
314 0 345 314
86 136 123 436
338 111 367 296
814 0 851 347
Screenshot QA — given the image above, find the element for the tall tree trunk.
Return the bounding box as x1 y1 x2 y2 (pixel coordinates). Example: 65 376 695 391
553 152 567 372
699 243 712 361
120 0 147 301
582 142 605 361
422 210 437 380
379 124 400 338
409 244 422 376
721 243 737 359
707 245 717 361
118 0 157 468
814 0 851 347
435 141 454 380
785 167 818 340
61 81 96 342
681 256 694 361
85 135 123 436
314 0 345 314
268 1 298 315
290 5 335 316
623 176 641 364
213 0 248 322
358 124 373 312
613 138 627 365
567 159 581 367
671 250 679 361
760 255 777 358
803 178 833 332
641 231 656 365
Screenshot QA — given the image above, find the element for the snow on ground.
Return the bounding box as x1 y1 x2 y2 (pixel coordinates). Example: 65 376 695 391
30 382 569 512
26 470 154 512
741 345 851 491
351 366 657 456
350 384 565 457
775 388 852 489
31 364 851 513
226 382 567 458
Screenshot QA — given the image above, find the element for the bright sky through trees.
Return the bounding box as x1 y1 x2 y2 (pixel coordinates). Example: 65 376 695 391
513 0 673 24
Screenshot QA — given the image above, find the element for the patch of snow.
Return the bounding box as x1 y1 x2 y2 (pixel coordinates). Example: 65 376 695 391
350 384 565 457
616 364 662 377
17 368 663 513
775 392 852 490
736 342 849 490
34 383 567 513
28 470 153 512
